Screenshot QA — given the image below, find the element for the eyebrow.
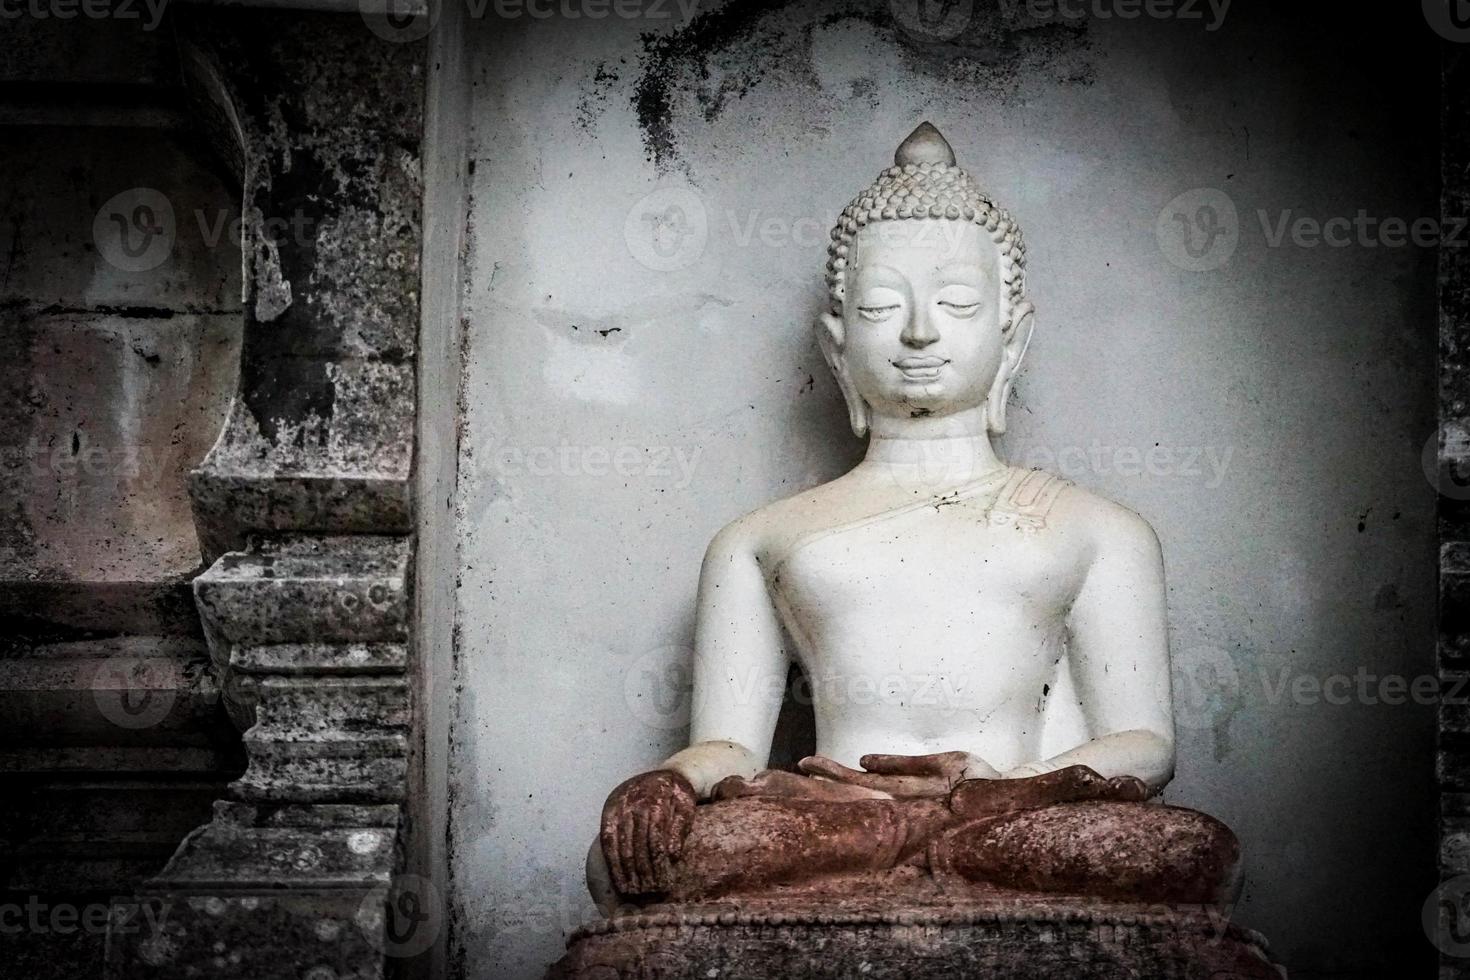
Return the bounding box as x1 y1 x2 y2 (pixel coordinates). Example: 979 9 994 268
936 263 990 279
853 263 905 280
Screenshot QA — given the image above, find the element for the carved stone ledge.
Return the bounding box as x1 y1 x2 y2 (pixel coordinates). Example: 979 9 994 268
236 676 409 803
194 536 410 803
149 801 399 890
193 535 410 732
190 472 413 568
231 643 408 676
194 537 411 646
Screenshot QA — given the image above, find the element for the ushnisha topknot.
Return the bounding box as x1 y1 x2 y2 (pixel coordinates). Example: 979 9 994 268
825 121 1027 325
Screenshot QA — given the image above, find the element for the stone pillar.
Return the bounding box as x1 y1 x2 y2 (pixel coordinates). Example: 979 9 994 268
104 12 427 980
1441 40 1470 980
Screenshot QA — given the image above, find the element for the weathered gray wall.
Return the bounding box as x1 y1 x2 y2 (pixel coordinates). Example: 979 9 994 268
0 125 243 634
450 5 1438 977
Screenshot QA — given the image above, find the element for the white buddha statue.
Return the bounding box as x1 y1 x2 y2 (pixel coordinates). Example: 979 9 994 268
589 123 1238 908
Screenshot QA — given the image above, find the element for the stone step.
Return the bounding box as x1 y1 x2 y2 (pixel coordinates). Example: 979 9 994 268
1 777 229 893
250 675 409 735
109 802 406 977
193 536 409 646
0 636 235 753
0 746 240 774
230 755 408 804
232 676 409 803
231 642 407 676
144 802 398 891
109 888 392 979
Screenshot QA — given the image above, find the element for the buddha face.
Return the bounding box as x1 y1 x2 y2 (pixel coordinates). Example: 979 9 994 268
819 218 1031 434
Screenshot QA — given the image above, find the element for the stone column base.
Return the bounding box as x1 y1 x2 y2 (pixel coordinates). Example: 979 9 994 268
550 900 1282 980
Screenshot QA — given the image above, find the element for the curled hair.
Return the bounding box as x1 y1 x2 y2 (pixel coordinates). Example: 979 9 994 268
824 161 1027 329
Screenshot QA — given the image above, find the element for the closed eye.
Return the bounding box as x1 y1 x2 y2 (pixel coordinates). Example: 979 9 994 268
858 304 901 322
938 301 981 317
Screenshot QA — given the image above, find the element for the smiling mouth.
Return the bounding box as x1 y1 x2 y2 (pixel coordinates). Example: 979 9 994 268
892 356 949 380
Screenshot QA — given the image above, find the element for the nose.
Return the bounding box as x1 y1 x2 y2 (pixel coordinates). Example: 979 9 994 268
900 303 940 348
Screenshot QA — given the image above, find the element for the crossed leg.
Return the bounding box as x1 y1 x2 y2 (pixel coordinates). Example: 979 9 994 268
657 766 1239 906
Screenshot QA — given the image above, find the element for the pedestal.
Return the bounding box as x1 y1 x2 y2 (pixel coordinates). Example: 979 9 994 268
551 899 1282 980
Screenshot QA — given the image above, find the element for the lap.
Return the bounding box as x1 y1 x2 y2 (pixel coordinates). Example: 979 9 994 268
659 767 1240 905
932 801 1241 905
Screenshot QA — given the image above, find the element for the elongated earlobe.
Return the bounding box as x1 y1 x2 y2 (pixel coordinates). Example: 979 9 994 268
987 302 1035 435
816 311 870 438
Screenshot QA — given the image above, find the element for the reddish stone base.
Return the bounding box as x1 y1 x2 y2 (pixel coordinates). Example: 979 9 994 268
550 898 1283 980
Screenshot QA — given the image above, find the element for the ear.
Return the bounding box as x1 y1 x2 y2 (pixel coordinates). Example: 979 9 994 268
986 300 1034 435
816 310 870 438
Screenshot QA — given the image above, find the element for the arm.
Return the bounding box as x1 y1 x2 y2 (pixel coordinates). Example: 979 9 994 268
597 520 789 896
664 521 790 797
1004 507 1176 794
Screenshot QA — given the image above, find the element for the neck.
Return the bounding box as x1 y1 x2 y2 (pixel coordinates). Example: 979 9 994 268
861 406 1007 485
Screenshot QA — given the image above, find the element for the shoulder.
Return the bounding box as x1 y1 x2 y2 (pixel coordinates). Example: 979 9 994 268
702 475 859 567
1033 472 1163 561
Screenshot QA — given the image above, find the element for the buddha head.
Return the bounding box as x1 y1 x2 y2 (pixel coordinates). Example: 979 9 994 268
820 122 1034 438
